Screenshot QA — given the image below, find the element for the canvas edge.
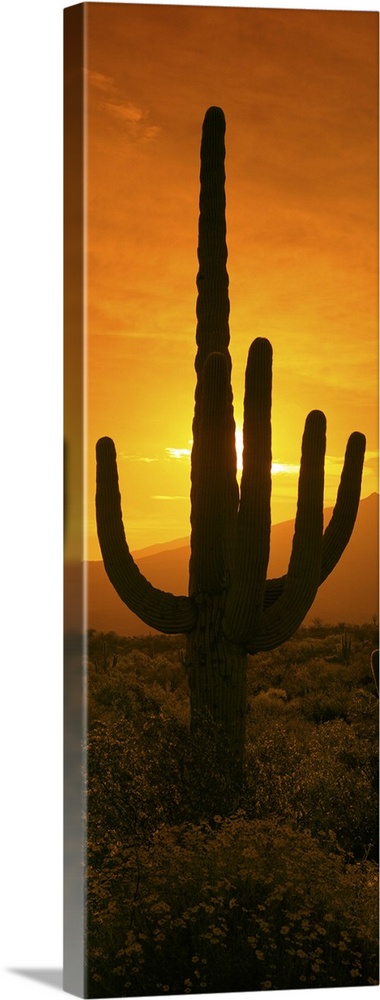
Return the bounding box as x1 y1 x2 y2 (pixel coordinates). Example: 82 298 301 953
64 3 87 996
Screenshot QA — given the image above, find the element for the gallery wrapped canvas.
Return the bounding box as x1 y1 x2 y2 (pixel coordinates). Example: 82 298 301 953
64 4 379 998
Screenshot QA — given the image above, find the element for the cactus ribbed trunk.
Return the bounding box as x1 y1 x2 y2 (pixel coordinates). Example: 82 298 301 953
186 595 247 761
96 106 366 776
188 108 243 759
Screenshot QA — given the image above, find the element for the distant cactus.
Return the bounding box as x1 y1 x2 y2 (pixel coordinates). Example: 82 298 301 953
341 631 352 664
96 108 365 762
94 641 118 672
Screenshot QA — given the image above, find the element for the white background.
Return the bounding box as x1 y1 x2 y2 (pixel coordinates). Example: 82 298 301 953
0 0 377 998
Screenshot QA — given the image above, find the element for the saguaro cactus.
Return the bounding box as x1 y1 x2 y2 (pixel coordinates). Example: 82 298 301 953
96 107 365 762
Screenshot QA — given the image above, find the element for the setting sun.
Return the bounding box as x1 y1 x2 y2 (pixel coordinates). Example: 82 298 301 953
234 427 300 478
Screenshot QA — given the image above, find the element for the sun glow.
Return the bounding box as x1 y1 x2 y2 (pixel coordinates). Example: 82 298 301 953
234 427 299 477
272 462 300 475
235 427 244 472
166 443 192 460
166 432 300 478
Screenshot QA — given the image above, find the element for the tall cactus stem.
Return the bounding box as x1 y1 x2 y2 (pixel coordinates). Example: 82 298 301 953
195 106 230 373
189 352 238 596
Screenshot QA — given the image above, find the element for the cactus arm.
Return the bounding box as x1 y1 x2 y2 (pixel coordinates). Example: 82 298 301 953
96 437 197 634
263 430 366 610
263 577 285 609
224 337 272 638
245 410 326 652
319 431 366 582
189 352 238 596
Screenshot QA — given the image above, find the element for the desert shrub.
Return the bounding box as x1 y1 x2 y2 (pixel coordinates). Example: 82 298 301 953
87 659 190 729
85 630 379 997
88 636 378 859
88 630 185 663
140 653 188 694
86 814 378 997
87 693 243 837
244 716 308 825
244 708 378 860
248 642 379 732
298 686 350 724
292 720 378 859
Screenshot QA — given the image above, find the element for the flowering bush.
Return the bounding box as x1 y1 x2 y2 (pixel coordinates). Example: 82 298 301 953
85 629 379 996
86 813 378 996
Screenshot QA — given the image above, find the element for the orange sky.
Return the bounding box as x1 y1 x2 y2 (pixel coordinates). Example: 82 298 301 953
83 3 378 559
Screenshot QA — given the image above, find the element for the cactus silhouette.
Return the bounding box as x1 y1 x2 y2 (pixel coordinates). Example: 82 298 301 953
341 631 352 664
94 641 118 672
96 107 366 761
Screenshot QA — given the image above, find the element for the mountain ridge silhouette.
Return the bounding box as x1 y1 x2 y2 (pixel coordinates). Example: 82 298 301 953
86 492 378 635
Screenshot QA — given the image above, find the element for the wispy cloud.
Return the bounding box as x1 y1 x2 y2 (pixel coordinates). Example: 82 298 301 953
87 67 161 143
86 69 116 93
165 446 192 460
120 453 158 463
101 100 161 141
152 495 188 501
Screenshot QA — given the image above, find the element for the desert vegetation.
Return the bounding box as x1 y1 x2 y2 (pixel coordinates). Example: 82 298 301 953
85 621 378 997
